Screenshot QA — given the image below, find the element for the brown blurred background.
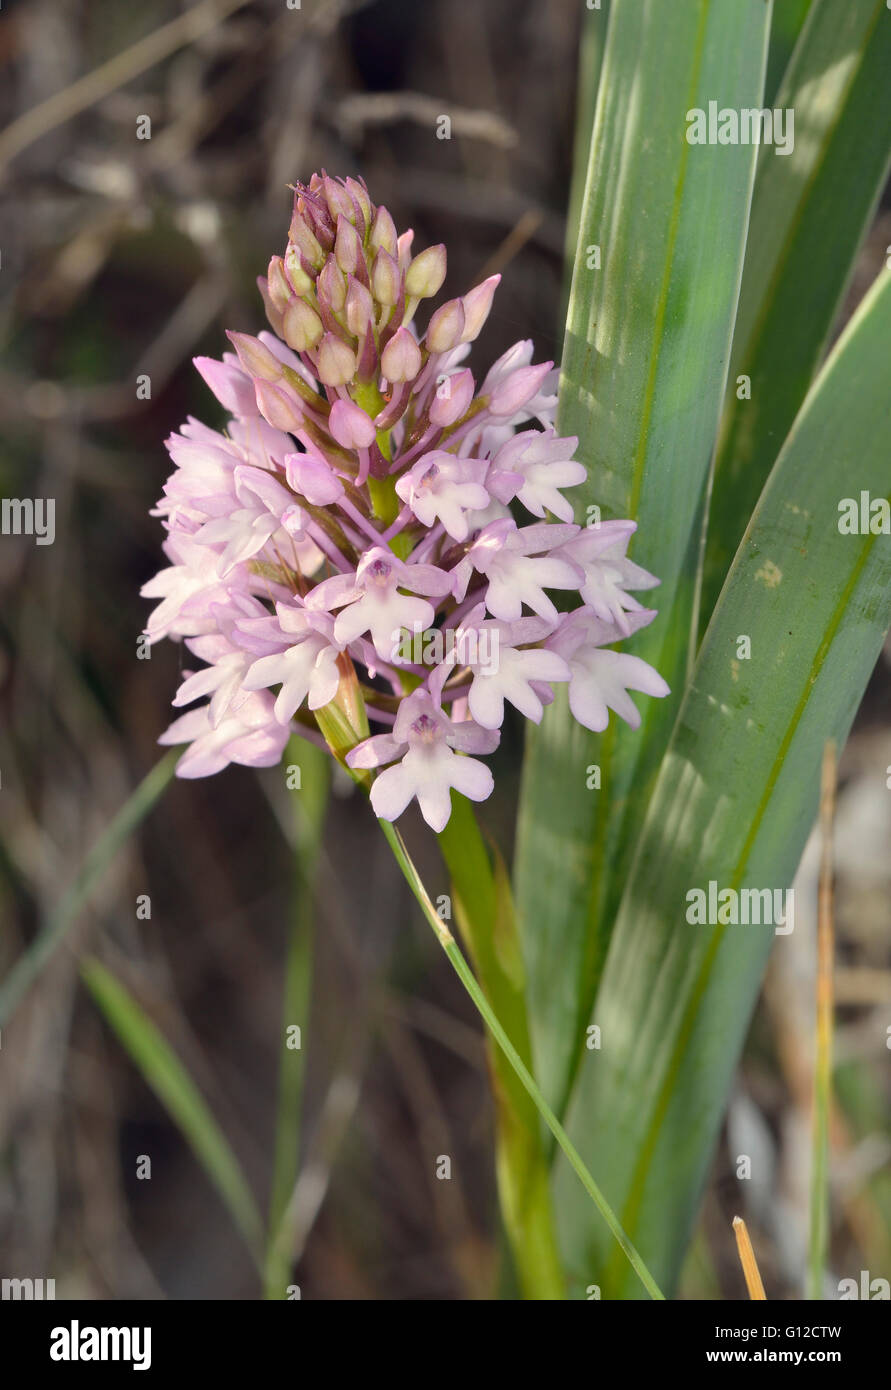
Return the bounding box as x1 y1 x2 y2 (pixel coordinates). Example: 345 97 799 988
0 0 889 1300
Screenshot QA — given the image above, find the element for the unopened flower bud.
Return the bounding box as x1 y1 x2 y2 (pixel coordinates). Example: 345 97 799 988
371 249 401 307
426 298 465 354
227 331 283 383
345 279 374 337
267 256 292 314
254 378 304 432
334 216 363 276
396 229 414 273
405 244 446 299
285 452 344 504
429 367 474 427
297 186 334 250
282 298 324 353
369 205 397 257
488 360 553 416
318 256 347 314
258 278 284 338
344 177 372 234
288 211 325 271
316 333 357 386
329 398 376 449
194 355 257 417
284 243 313 295
380 326 422 383
461 275 500 342
323 175 358 225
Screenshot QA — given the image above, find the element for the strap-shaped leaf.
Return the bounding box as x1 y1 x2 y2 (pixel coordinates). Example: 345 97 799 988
555 270 891 1298
702 0 891 617
515 0 771 1111
764 0 813 105
562 1 611 314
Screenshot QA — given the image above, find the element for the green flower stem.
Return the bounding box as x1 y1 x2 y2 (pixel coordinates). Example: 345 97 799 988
367 475 398 524
367 472 414 561
353 381 414 558
378 809 665 1302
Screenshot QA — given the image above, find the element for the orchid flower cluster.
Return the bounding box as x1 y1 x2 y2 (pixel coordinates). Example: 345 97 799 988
144 173 669 831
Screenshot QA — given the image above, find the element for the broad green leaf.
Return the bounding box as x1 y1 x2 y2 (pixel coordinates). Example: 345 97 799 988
515 0 772 1112
83 957 264 1263
555 270 891 1298
764 0 814 105
562 0 611 315
702 0 891 619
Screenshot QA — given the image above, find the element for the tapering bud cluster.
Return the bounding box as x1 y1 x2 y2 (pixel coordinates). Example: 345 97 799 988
144 173 668 830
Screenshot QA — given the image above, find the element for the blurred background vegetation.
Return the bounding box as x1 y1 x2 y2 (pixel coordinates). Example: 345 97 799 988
0 0 889 1299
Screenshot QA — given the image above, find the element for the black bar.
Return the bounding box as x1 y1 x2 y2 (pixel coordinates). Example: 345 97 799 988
1 1296 886 1376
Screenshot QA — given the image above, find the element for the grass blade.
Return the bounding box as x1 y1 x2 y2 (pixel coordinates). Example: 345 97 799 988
82 956 264 1265
0 750 178 1029
808 741 836 1298
733 1216 768 1300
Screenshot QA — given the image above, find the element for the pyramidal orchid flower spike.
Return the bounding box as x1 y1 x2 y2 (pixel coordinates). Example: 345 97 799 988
145 173 670 829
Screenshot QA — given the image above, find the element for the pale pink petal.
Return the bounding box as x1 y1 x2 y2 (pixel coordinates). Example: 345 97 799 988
467 677 505 729
415 776 453 832
447 753 494 805
347 733 407 770
446 720 500 754
369 759 418 822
